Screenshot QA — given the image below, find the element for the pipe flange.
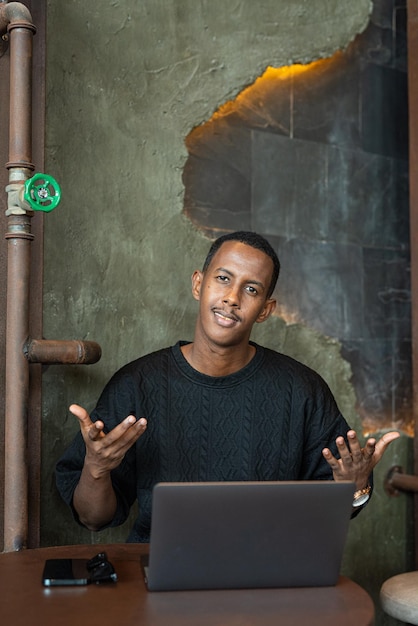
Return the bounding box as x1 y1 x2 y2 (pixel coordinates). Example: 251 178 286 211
6 161 35 171
7 20 36 34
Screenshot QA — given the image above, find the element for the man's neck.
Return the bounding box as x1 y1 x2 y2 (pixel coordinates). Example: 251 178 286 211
181 340 256 377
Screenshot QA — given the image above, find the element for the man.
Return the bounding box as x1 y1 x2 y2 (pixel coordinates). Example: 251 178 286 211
56 231 399 542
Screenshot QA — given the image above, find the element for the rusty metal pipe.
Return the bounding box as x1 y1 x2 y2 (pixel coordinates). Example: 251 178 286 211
7 25 36 169
1 3 36 552
384 466 418 496
4 214 33 551
2 3 102 551
25 339 102 365
1 2 35 171
0 0 32 32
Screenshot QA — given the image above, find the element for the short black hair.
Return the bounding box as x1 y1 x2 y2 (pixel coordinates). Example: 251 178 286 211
202 231 280 298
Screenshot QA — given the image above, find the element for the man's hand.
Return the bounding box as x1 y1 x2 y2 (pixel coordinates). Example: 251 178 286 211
70 404 147 530
70 403 147 479
322 429 400 490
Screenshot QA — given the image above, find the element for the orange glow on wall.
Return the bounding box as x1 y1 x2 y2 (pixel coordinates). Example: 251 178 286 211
212 55 341 121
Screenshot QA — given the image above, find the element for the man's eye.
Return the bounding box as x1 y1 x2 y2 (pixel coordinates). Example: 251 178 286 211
216 275 229 282
246 286 258 295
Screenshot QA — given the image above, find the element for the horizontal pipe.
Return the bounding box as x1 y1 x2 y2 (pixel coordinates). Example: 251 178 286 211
24 339 102 365
384 465 418 496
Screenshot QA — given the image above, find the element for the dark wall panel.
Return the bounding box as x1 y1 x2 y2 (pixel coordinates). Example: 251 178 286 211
183 0 410 434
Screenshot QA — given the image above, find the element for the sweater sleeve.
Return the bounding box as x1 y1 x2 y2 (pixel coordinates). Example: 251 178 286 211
294 370 373 516
55 369 139 530
296 370 352 481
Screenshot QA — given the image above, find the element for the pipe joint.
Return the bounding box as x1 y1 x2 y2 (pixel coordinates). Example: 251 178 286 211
5 181 33 216
4 213 34 240
0 2 35 36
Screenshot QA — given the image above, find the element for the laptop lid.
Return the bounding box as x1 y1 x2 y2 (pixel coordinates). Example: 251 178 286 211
143 480 355 591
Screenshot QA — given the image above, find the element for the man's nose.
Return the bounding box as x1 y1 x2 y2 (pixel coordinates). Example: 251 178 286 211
223 287 240 307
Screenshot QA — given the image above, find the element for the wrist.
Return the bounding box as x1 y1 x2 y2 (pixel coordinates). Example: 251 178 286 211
83 460 112 482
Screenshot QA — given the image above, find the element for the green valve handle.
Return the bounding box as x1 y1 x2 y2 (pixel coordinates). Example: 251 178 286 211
23 173 61 212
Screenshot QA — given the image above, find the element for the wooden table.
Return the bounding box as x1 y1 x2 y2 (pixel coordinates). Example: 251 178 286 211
0 543 374 625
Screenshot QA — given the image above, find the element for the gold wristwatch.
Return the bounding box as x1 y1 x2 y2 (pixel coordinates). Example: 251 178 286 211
352 484 372 507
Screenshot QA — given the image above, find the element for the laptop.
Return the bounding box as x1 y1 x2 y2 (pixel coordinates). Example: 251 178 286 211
141 480 355 591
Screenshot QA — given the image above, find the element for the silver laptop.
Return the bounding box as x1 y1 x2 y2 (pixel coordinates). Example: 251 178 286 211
141 480 355 591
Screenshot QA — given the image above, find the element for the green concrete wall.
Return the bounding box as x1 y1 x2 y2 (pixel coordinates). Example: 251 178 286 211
41 2 412 624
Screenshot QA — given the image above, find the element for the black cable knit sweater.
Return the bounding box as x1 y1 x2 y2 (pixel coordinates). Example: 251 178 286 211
56 341 351 542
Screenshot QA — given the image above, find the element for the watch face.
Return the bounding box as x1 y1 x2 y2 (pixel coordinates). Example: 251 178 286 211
353 492 370 507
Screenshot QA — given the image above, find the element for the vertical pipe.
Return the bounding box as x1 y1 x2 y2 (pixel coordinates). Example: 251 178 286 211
4 216 33 551
7 23 34 169
2 4 36 551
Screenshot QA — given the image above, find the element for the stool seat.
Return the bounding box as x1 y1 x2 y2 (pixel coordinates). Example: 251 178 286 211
381 571 418 625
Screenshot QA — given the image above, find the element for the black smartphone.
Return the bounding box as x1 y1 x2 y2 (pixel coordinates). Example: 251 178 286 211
42 558 90 586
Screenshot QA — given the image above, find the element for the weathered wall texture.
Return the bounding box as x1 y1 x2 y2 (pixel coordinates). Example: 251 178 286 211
41 1 411 624
183 15 410 435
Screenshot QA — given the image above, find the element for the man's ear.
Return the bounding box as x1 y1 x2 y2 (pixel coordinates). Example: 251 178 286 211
191 270 203 301
256 298 276 324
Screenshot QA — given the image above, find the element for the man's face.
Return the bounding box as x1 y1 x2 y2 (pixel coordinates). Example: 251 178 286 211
192 240 276 349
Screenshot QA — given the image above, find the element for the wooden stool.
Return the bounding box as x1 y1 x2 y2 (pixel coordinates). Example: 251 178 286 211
381 571 418 625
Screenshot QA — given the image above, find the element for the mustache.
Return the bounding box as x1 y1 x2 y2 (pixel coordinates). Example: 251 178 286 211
212 307 241 323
